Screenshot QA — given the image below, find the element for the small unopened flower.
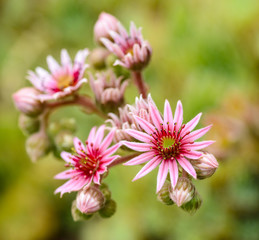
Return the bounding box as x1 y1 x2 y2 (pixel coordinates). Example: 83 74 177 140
101 22 152 71
89 71 128 109
19 114 40 136
169 177 195 207
94 12 120 45
190 152 218 179
76 186 105 214
54 125 121 196
123 97 214 192
27 49 89 101
13 87 44 117
106 95 151 143
26 131 51 162
99 199 117 218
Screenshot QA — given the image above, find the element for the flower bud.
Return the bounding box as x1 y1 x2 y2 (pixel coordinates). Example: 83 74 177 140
18 114 40 136
13 87 44 117
90 48 110 69
26 131 51 162
94 12 119 45
157 180 174 205
190 152 219 179
169 177 195 207
181 191 202 215
54 130 74 152
99 199 116 218
71 200 93 222
99 183 112 201
76 186 105 214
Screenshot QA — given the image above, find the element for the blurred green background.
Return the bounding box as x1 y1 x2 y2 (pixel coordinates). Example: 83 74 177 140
1 0 259 239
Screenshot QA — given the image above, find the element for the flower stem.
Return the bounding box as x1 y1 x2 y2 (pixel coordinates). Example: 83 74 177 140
132 71 148 99
108 153 140 168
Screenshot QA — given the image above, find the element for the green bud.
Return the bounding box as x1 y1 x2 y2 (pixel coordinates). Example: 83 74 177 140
99 183 112 201
59 118 76 132
90 48 110 69
181 191 202 215
99 199 116 218
71 200 93 222
54 130 74 152
157 180 174 205
18 114 40 136
25 131 51 162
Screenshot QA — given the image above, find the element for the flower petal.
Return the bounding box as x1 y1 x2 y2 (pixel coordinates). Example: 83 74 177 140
156 160 169 193
125 129 152 142
177 157 197 179
174 100 183 132
122 141 151 152
124 151 154 166
168 159 178 188
182 140 215 150
134 115 155 134
181 113 202 136
99 129 115 152
181 125 212 143
163 100 174 129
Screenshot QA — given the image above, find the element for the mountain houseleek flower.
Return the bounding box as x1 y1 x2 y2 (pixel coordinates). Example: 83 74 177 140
55 125 121 197
27 49 89 101
122 98 214 192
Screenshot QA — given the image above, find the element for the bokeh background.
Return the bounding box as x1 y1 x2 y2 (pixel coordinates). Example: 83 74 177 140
1 0 259 239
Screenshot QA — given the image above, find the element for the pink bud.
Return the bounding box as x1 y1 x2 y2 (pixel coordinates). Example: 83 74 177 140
76 186 105 214
94 12 119 45
13 87 44 117
190 152 219 179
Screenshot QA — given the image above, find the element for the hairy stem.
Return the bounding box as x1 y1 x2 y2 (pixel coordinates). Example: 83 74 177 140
132 71 148 99
108 153 140 168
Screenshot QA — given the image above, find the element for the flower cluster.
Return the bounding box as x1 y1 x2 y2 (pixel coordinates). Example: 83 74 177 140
13 12 218 220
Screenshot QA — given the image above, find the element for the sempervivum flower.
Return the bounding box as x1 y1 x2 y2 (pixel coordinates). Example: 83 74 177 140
101 22 152 71
106 95 151 143
89 71 128 107
55 125 121 196
27 49 89 102
123 99 214 192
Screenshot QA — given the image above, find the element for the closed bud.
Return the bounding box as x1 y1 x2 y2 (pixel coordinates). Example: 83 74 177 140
13 87 44 117
71 200 93 222
99 199 116 218
94 12 119 45
26 131 51 162
76 186 105 214
181 191 202 215
18 114 40 136
169 177 195 207
54 131 74 152
157 180 174 205
99 183 112 201
90 48 110 69
190 152 219 179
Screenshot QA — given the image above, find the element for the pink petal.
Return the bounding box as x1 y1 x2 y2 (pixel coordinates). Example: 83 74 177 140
149 102 163 131
102 142 121 156
163 100 174 129
181 113 202 136
122 141 151 152
73 137 86 153
133 157 161 181
101 155 119 165
168 159 178 188
181 150 203 159
182 140 215 150
124 152 154 166
93 172 101 185
125 129 152 142
156 160 169 193
60 151 75 163
134 115 155 134
54 169 78 179
61 49 72 67
99 129 115 152
94 125 105 148
177 157 197 179
47 55 60 74
87 126 97 144
181 125 212 143
174 100 183 132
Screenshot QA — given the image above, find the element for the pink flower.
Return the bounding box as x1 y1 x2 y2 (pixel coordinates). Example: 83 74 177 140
94 12 120 44
101 22 152 71
55 125 121 196
27 49 89 102
122 99 214 192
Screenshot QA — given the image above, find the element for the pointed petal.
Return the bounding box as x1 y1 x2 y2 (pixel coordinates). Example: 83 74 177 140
133 157 161 181
47 55 60 73
181 113 202 136
73 137 86 153
102 142 121 156
182 125 212 143
149 102 163 131
174 100 183 132
122 141 151 152
54 169 79 179
168 160 178 188
61 49 72 67
124 152 154 166
156 160 169 193
134 115 155 134
177 157 197 179
87 126 97 144
125 129 152 142
61 151 75 164
94 125 105 148
163 100 174 129
181 150 203 159
182 140 215 150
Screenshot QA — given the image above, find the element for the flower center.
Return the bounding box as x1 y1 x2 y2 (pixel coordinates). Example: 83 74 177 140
56 74 74 89
78 156 99 175
162 137 175 149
